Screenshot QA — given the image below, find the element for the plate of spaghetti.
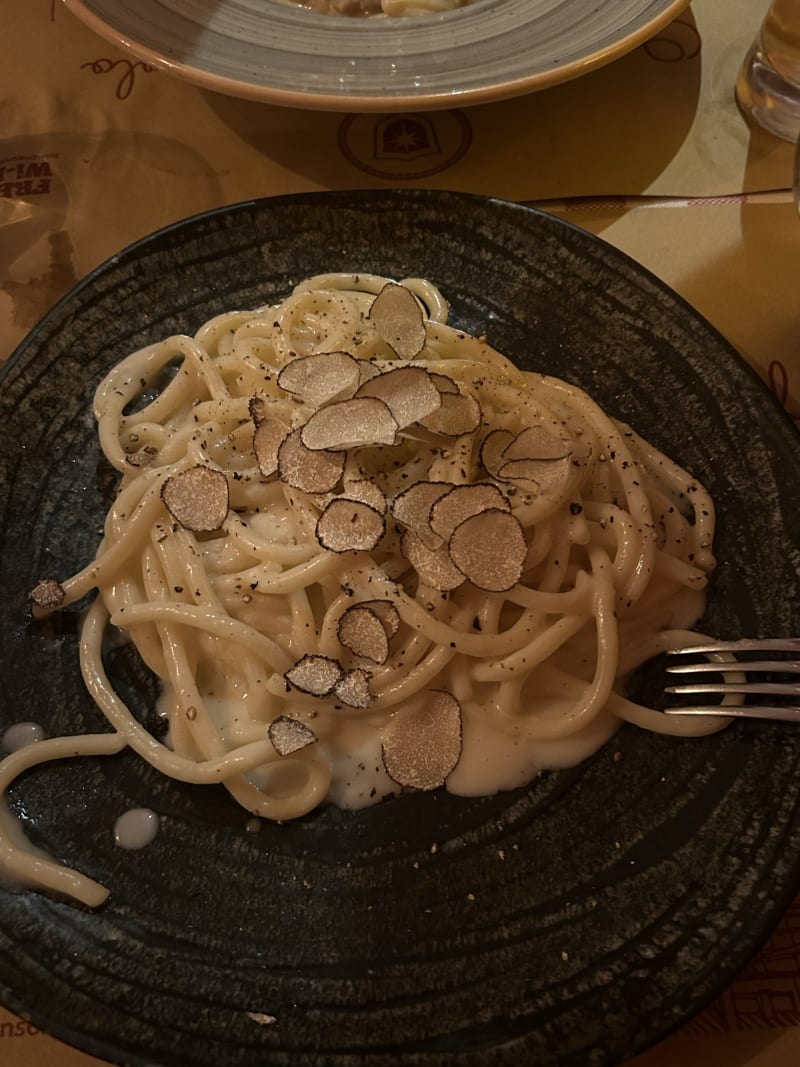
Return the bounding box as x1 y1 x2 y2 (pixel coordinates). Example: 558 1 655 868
1 190 799 1067
63 0 691 111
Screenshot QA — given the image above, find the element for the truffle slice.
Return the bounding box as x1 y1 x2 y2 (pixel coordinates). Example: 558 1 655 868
276 351 361 409
502 425 572 462
369 283 427 358
381 690 463 790
337 605 390 664
268 715 318 756
401 529 465 592
480 428 515 478
483 425 574 488
300 398 398 451
391 480 453 549
161 466 229 532
357 361 382 386
430 372 460 395
420 392 482 437
29 578 65 612
360 599 401 639
334 668 372 709
249 396 272 428
496 458 560 485
447 509 527 592
316 499 386 553
278 428 344 493
341 479 387 515
429 483 511 542
253 417 290 478
355 366 441 429
496 427 574 491
285 654 343 697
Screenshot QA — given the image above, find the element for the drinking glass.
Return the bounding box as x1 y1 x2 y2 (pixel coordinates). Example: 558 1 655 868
736 0 800 141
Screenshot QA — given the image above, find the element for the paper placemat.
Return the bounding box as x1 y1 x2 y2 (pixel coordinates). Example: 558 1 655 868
1 0 796 365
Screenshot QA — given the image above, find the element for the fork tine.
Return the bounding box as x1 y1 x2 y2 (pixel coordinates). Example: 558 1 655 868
666 681 800 696
666 659 800 675
666 639 800 654
664 705 800 722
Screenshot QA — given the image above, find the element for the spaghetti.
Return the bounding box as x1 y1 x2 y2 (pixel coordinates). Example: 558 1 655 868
2 273 729 907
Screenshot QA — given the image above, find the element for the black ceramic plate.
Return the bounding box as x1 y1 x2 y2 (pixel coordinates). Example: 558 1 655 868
1 190 800 1067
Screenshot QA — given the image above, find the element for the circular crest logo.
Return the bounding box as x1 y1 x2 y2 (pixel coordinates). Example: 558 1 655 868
338 111 472 180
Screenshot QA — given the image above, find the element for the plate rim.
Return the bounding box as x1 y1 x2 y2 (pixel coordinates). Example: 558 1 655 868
62 0 692 111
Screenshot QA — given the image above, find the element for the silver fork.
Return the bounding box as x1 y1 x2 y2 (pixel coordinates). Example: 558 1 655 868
663 638 800 722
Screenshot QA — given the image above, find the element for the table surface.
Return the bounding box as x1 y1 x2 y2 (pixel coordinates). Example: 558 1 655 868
1 1 799 1065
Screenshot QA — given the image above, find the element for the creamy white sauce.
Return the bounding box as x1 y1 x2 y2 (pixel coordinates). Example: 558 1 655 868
321 699 620 808
113 808 160 850
324 729 399 808
159 681 621 812
2 722 45 753
446 704 620 797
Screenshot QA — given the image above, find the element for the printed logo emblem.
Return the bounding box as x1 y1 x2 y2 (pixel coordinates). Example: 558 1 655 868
338 111 472 179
